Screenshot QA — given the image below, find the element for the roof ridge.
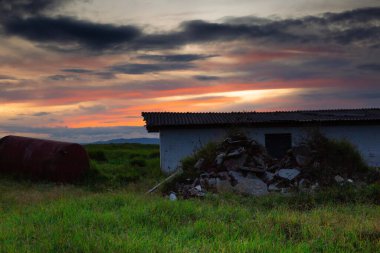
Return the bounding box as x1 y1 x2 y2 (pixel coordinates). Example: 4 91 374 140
142 108 380 132
142 108 380 115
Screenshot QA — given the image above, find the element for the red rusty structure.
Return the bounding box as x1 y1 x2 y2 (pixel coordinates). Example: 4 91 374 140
0 135 89 182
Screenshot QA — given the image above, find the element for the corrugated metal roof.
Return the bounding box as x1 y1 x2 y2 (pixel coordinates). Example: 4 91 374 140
142 108 380 132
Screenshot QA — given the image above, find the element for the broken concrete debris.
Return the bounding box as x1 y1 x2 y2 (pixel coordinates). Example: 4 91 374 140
169 192 177 201
234 177 268 196
268 183 280 192
334 175 355 185
263 171 275 182
216 178 235 193
277 169 300 181
226 147 245 158
334 175 345 184
215 153 225 166
223 154 247 171
168 134 372 199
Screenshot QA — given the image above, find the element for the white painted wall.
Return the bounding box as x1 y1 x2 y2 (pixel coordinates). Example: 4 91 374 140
159 125 380 174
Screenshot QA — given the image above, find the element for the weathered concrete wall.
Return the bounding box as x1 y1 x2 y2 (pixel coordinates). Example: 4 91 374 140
159 125 380 174
159 128 226 173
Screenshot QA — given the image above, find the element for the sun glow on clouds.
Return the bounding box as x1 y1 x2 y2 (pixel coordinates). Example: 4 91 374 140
61 88 302 128
155 88 301 104
0 103 31 116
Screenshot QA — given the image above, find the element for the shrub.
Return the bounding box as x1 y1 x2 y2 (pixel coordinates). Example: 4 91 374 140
129 153 142 159
181 142 218 178
303 130 369 185
81 160 108 187
130 159 146 167
88 150 108 162
148 151 160 158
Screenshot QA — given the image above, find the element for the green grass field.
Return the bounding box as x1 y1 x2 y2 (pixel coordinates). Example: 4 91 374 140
84 143 163 189
0 143 379 253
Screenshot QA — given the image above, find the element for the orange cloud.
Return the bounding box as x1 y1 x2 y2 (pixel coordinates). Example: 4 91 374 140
29 78 348 107
65 96 239 127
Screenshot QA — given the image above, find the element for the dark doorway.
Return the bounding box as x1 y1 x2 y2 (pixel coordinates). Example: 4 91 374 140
265 133 292 159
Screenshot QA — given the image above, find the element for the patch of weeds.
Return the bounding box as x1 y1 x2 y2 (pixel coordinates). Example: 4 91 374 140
88 150 108 162
279 220 303 242
366 167 380 184
130 159 147 167
148 151 160 159
286 193 317 211
81 161 108 186
82 143 162 188
181 142 218 178
304 129 369 185
359 229 380 243
129 153 143 159
285 183 380 207
361 183 380 204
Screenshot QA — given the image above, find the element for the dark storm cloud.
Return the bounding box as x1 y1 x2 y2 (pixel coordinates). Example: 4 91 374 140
61 68 116 79
323 7 380 23
193 75 220 81
233 57 351 82
47 74 82 81
47 75 67 81
32 112 50 116
179 20 287 42
0 75 16 80
357 63 380 71
79 104 107 114
55 55 214 79
186 7 380 44
0 0 140 51
62 68 93 74
3 16 141 50
0 0 71 19
93 72 116 79
301 89 380 100
0 78 197 103
109 62 194 74
137 54 215 62
333 26 380 45
1 6 379 53
134 7 380 50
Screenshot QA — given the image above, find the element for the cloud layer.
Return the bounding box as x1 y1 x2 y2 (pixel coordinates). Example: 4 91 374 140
2 1 379 53
0 0 379 141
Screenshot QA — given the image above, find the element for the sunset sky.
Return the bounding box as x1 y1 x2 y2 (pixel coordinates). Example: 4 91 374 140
0 0 379 142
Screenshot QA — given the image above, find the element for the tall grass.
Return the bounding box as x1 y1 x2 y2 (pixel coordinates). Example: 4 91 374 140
1 142 379 252
0 181 379 253
83 143 163 189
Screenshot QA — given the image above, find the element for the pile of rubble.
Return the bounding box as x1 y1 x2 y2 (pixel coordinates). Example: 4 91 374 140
169 134 369 199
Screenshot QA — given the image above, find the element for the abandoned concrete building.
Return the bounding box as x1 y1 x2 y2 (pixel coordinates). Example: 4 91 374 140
142 109 380 174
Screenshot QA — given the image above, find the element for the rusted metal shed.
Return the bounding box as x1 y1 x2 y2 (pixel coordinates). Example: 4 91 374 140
0 135 89 182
